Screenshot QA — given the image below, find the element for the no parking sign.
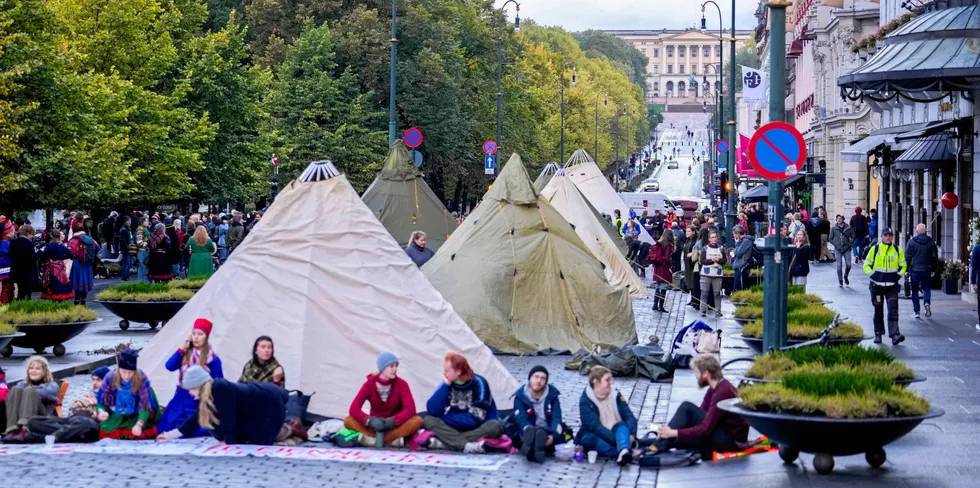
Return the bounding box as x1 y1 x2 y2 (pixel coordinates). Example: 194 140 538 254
747 122 807 180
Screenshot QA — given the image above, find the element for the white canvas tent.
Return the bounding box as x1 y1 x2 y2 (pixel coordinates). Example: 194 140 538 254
541 174 647 299
562 149 654 244
140 161 519 418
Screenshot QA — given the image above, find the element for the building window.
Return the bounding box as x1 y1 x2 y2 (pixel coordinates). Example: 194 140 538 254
715 46 721 57
666 81 674 94
704 46 711 57
667 46 674 57
680 65 685 74
679 46 686 57
654 48 659 57
641 41 647 45
691 45 698 56
692 66 698 75
653 64 659 74
678 81 686 97
667 65 673 74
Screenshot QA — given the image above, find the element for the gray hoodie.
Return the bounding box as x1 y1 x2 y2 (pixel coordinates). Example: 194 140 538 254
523 384 550 429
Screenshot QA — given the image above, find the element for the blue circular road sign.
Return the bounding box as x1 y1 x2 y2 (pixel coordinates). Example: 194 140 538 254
747 122 807 181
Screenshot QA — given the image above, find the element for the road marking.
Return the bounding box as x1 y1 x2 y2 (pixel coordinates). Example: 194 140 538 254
908 344 918 350
960 405 971 414
954 376 965 384
950 330 957 335
972 340 980 346
949 337 955 342
941 364 949 371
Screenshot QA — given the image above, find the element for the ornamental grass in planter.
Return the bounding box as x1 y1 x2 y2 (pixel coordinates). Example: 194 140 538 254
0 300 98 325
739 366 929 418
742 320 864 340
96 283 195 302
730 288 823 306
0 322 18 335
746 345 915 381
734 304 837 324
169 277 209 290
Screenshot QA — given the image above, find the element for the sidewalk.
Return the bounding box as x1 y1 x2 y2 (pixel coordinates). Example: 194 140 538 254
657 261 980 488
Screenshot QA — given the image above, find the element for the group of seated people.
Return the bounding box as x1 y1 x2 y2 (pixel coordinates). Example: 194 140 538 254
1 316 748 466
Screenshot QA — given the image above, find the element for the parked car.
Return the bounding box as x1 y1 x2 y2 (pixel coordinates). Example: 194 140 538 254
640 178 660 192
667 161 679 170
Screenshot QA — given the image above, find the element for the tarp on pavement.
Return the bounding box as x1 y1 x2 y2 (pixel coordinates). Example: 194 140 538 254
422 153 637 354
362 141 458 250
140 160 518 418
541 175 646 299
562 149 654 244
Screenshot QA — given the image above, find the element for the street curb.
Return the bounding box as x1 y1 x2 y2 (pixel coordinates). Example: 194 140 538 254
51 355 116 380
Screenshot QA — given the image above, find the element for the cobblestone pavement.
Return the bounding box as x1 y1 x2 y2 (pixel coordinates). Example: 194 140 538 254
0 280 686 488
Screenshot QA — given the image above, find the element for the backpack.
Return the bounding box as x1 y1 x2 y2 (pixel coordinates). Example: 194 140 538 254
69 236 96 264
749 242 764 268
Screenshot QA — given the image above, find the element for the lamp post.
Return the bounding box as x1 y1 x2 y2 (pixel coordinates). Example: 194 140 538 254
705 62 722 196
701 1 733 243
560 63 576 163
763 0 790 351
595 91 607 162
496 1 520 158
388 0 398 145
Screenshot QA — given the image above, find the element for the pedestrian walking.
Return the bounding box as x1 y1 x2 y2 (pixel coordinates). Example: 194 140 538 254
817 209 833 262
731 226 753 293
8 225 40 300
118 216 134 282
67 222 99 306
37 230 74 301
699 232 724 317
905 223 938 319
829 215 854 287
135 217 151 282
850 207 869 264
648 230 674 313
863 228 907 345
790 230 811 290
868 209 879 240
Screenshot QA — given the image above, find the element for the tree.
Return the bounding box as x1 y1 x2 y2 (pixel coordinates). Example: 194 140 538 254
246 0 341 67
265 21 386 192
735 38 759 92
573 29 649 95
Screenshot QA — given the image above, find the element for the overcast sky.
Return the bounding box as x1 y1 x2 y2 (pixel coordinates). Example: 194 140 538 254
496 0 761 32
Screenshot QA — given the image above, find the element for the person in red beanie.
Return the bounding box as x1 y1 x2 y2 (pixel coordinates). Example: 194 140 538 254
158 318 224 435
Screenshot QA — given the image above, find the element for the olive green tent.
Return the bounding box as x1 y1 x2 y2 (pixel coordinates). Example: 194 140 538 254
362 141 457 250
422 153 637 354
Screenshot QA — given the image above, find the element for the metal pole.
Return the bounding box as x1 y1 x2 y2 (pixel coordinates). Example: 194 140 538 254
594 93 600 161
560 75 565 163
726 1 737 244
388 0 398 145
763 0 789 352
496 1 519 160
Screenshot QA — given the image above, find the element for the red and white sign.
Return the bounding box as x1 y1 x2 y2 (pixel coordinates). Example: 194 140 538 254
272 153 278 166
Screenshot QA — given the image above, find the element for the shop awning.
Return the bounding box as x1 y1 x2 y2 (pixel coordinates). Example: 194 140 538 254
894 119 959 141
839 4 980 101
740 185 768 201
892 133 957 171
842 134 890 163
784 174 807 187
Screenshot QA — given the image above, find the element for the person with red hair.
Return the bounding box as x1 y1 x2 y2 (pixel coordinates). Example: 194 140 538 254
419 352 505 452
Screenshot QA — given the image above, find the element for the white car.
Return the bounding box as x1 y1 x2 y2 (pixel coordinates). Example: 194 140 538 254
667 161 679 170
640 178 660 191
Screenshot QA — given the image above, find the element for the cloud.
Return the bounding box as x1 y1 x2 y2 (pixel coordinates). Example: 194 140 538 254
497 0 761 32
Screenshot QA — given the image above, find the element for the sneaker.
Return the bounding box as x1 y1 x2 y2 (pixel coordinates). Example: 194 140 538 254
463 441 486 454
520 428 535 460
358 434 376 447
531 429 548 463
845 277 850 286
617 447 633 466
912 312 920 319
873 335 882 344
426 437 446 450
389 437 405 448
838 281 843 288
924 303 932 318
891 334 906 345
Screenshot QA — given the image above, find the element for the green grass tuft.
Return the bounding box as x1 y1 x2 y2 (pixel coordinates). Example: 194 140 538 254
96 282 194 302
748 284 808 295
0 301 98 325
742 320 864 340
169 277 209 290
0 322 18 335
739 382 930 418
745 345 915 381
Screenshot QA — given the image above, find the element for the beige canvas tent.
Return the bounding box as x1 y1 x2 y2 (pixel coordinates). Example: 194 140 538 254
541 174 646 299
362 141 458 250
563 149 654 244
533 163 560 193
140 160 518 418
423 153 637 354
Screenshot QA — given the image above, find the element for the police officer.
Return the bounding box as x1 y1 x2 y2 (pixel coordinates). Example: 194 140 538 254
863 227 907 345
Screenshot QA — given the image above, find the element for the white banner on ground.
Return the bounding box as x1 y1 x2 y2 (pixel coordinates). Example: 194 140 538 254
0 445 37 456
741 66 768 105
195 444 510 471
73 438 218 456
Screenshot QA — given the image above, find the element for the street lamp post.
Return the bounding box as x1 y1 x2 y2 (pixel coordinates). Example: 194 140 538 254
560 63 576 163
763 0 790 352
496 1 520 159
702 1 733 243
595 92 607 162
388 0 398 145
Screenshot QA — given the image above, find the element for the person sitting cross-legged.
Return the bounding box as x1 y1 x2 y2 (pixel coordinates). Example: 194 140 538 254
575 366 638 466
96 349 162 440
509 365 564 463
344 352 424 448
420 352 505 453
3 356 60 441
653 354 749 458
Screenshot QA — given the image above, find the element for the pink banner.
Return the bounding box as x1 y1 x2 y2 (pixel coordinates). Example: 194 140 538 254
737 133 760 178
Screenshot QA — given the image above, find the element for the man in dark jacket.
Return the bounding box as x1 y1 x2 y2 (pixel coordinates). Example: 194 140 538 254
829 215 854 287
102 211 118 253
8 225 40 300
118 216 133 281
850 207 869 263
731 226 753 293
671 222 686 272
905 223 938 319
654 354 749 459
510 365 564 463
650 210 665 240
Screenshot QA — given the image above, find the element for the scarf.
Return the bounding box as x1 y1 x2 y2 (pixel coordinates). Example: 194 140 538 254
239 358 283 387
149 231 166 249
376 376 393 403
523 385 550 429
585 385 621 431
179 347 217 382
99 370 155 414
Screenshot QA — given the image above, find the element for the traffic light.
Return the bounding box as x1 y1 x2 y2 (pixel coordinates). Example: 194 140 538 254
720 172 730 201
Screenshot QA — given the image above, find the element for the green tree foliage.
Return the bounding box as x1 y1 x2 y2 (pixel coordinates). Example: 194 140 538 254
265 21 386 192
573 29 649 95
735 38 759 92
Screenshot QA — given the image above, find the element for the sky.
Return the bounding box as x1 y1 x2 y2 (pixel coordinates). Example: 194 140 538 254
496 0 762 33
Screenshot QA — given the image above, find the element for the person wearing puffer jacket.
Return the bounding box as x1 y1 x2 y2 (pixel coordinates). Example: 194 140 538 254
575 366 637 466
508 366 564 463
405 231 435 268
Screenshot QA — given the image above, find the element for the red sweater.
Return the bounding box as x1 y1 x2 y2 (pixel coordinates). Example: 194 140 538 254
348 375 417 427
677 379 749 442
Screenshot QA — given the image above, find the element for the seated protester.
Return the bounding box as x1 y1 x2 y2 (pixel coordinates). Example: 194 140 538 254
575 366 638 466
3 356 59 441
344 352 424 448
0 365 7 428
96 349 162 440
70 366 111 417
510 365 564 463
157 365 288 446
238 336 285 387
653 354 749 458
421 352 505 453
158 318 223 435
